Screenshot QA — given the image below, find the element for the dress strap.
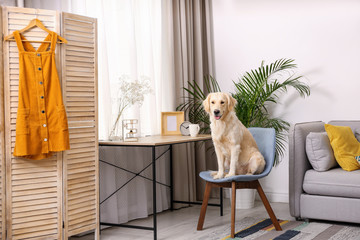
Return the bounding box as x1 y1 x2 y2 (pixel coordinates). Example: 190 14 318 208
13 31 25 52
50 32 57 52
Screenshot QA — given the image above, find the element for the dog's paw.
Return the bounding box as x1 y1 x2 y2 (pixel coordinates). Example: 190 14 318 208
213 172 224 179
210 171 217 177
225 172 235 178
246 172 254 175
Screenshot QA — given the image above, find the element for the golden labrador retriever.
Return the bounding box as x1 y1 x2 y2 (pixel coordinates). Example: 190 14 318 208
203 92 265 179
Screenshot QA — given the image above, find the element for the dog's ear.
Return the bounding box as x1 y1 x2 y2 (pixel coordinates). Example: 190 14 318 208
226 93 237 111
203 94 211 113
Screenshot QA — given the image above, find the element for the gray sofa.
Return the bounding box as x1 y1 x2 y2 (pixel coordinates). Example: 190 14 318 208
289 120 360 223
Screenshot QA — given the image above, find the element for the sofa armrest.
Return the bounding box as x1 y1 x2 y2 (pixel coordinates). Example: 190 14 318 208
288 121 325 218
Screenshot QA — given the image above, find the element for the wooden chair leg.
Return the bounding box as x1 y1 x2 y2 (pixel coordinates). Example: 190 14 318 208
197 182 212 230
256 180 282 231
231 181 236 238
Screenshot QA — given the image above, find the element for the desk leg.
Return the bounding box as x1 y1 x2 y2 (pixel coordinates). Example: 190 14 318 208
99 159 102 235
152 146 157 240
170 144 173 211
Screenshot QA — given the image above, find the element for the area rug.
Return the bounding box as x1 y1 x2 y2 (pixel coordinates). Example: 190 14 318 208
222 218 360 240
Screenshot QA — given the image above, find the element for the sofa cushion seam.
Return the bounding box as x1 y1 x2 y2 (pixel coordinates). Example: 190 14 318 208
304 181 360 188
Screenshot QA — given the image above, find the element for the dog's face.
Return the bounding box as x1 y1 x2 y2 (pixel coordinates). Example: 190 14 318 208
203 92 237 120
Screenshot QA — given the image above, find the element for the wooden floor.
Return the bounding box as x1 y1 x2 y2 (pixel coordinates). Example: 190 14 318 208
70 200 294 240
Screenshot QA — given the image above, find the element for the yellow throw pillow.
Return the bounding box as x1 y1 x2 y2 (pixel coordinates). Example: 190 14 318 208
325 124 360 171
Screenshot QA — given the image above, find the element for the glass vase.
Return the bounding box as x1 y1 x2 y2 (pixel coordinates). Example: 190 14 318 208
108 120 123 141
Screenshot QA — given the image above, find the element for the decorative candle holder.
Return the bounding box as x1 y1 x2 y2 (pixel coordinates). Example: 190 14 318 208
122 119 139 142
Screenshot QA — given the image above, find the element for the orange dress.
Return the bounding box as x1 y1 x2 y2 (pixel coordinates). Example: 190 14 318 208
13 30 70 160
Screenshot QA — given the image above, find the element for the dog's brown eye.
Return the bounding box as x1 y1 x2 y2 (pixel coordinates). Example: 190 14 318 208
221 101 225 104
211 101 215 104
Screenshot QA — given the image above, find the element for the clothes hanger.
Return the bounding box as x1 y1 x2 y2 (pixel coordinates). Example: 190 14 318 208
4 18 68 44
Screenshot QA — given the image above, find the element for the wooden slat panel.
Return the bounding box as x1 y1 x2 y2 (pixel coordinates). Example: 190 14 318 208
12 197 57 208
66 146 96 155
8 12 54 21
3 6 62 240
0 6 5 240
13 218 58 230
13 212 58 224
69 136 96 144
68 121 95 128
12 166 58 175
69 127 95 134
13 192 59 202
68 203 95 216
68 209 96 221
67 175 95 186
69 214 95 227
12 172 57 180
62 12 99 239
67 224 97 239
12 160 57 169
67 189 95 201
12 208 57 219
12 176 58 185
68 195 96 207
13 228 57 240
12 187 58 197
12 203 58 214
67 166 96 176
67 170 95 181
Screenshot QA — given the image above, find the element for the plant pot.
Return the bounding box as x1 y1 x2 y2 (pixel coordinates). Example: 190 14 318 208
229 188 256 209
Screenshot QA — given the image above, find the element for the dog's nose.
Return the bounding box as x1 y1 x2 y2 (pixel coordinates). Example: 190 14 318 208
214 110 220 115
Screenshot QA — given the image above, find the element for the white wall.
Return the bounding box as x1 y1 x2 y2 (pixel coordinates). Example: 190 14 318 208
212 0 360 202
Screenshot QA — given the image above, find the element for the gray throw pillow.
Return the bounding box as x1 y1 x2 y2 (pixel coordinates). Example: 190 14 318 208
306 132 338 171
355 129 360 142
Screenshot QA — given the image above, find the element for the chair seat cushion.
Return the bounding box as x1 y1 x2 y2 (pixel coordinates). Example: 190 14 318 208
199 171 265 183
198 128 275 184
303 168 360 198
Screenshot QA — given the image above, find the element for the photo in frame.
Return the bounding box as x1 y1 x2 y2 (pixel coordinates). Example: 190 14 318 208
161 111 185 135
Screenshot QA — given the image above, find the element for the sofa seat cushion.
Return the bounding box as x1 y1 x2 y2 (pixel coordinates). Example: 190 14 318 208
303 168 360 198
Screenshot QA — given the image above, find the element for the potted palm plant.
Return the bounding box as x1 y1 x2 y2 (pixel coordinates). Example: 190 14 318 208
177 58 310 208
232 58 310 164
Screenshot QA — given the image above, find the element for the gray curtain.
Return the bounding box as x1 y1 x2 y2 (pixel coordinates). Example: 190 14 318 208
23 0 63 10
0 0 17 6
172 0 218 204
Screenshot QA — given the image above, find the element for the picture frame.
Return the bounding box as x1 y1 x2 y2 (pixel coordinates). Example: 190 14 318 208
161 111 185 135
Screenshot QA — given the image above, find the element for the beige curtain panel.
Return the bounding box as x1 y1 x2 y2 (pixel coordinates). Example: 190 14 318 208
172 0 218 205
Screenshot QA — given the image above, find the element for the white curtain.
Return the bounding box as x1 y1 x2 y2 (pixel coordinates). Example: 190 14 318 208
25 0 176 223
25 0 176 138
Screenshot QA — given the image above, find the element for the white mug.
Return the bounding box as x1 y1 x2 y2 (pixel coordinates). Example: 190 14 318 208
189 124 200 137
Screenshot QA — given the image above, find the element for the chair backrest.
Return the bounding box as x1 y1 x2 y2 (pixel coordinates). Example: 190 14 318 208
248 127 276 176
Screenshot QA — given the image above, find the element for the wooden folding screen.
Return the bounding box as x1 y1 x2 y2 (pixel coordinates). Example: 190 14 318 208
1 6 99 240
